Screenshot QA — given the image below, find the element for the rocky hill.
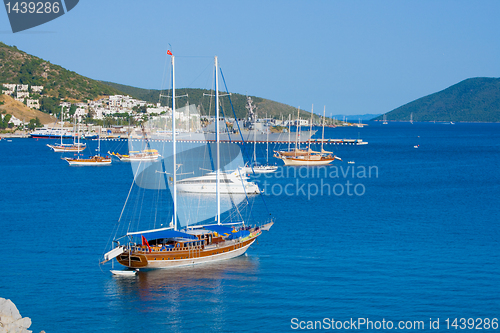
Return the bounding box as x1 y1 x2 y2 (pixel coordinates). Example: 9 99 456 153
0 95 56 125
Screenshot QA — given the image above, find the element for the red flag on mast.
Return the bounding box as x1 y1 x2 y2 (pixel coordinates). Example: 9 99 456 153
141 235 151 252
167 50 172 55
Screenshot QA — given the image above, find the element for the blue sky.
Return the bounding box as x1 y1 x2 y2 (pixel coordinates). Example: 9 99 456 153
1 0 500 115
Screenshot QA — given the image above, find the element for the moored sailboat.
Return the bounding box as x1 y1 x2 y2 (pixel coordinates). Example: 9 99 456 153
63 127 111 166
101 53 272 270
241 99 278 174
275 106 341 166
47 107 86 152
108 149 160 162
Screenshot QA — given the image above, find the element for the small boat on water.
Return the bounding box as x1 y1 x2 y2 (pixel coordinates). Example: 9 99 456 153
110 269 138 276
243 97 278 174
108 149 160 162
241 164 278 174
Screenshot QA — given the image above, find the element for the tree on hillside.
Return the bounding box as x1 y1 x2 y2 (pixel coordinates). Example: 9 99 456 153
40 96 59 114
69 104 77 115
27 117 42 130
0 113 12 129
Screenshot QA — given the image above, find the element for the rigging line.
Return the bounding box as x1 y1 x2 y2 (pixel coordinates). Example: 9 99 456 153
218 69 255 174
219 103 233 142
173 55 213 58
158 54 169 104
220 67 272 216
184 60 212 90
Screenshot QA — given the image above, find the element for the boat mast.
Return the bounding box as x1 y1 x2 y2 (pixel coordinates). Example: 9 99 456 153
60 106 63 145
295 107 300 155
287 114 291 152
215 56 220 225
321 106 326 152
97 126 101 156
308 104 313 151
171 54 178 231
266 112 269 164
253 103 257 165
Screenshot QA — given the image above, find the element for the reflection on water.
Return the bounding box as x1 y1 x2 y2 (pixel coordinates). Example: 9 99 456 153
104 255 260 330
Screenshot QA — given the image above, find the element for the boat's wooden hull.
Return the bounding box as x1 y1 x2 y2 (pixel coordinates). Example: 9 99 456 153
109 152 159 162
275 150 308 157
47 144 86 152
280 156 336 166
64 156 112 166
117 237 257 269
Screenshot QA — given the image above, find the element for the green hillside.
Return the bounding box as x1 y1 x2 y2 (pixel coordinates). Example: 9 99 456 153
374 77 500 122
0 42 123 114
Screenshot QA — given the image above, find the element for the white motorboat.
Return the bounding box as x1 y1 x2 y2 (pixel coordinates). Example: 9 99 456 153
177 169 260 194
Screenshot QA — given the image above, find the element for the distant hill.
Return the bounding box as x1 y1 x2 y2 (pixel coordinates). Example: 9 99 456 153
373 77 500 122
100 81 318 121
0 41 123 114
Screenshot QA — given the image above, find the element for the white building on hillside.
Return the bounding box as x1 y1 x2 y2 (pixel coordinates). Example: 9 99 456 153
16 91 29 99
16 84 28 91
31 86 43 93
74 107 87 122
2 83 16 91
1 114 24 126
60 102 72 109
27 99 40 109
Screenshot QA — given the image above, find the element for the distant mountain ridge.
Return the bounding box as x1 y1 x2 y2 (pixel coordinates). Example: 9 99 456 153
332 114 381 121
374 77 500 122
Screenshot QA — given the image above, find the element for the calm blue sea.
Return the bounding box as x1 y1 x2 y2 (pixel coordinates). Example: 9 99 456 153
1 122 499 332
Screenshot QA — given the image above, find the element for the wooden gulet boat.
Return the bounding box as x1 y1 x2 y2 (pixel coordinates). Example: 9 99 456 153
110 226 264 269
273 107 309 157
275 106 342 166
101 54 272 271
108 149 160 162
63 128 111 166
